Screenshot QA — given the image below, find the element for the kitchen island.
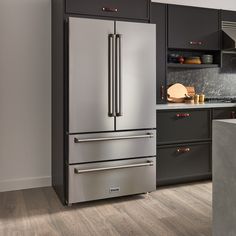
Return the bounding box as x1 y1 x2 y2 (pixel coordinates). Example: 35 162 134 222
213 119 236 236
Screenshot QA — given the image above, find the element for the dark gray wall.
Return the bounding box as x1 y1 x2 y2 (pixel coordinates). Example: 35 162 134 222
167 54 236 97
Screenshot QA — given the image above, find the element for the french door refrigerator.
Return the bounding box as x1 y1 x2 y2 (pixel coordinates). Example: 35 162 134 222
67 17 156 204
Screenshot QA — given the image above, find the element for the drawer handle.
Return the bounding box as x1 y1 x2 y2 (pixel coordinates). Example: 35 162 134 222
189 41 203 46
176 148 191 153
231 111 236 119
176 113 190 118
102 7 118 12
74 133 154 143
74 161 154 174
161 85 165 100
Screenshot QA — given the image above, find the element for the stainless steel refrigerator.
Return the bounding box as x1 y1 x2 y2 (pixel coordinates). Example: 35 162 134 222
67 17 156 204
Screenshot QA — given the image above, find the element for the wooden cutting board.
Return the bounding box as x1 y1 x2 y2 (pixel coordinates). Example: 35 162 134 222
167 83 188 103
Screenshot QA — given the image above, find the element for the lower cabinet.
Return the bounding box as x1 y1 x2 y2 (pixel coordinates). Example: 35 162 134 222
156 142 211 186
212 108 236 119
156 107 236 187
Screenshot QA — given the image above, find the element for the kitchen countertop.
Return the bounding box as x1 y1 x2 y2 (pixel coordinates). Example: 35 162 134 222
156 102 236 110
212 119 236 236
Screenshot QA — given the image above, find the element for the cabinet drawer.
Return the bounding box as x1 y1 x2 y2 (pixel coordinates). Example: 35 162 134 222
156 110 210 144
157 143 211 185
66 0 149 20
69 130 156 164
212 108 236 119
69 157 156 203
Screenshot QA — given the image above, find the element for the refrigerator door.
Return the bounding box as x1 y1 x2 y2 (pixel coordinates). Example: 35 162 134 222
69 17 115 133
115 21 156 130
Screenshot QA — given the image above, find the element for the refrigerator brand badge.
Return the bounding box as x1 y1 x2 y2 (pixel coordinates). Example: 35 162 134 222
110 187 120 193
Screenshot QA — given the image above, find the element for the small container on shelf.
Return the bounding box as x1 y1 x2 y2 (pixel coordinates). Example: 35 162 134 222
184 56 201 65
201 55 213 64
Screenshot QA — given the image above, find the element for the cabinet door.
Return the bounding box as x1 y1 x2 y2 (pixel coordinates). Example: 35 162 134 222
213 108 236 119
221 10 236 22
69 17 115 133
66 0 149 20
168 5 220 50
156 109 211 144
115 21 156 130
157 142 211 186
150 3 167 104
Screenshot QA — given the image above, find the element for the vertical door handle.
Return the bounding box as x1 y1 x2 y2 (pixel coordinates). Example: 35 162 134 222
161 85 165 100
108 34 116 117
115 34 122 117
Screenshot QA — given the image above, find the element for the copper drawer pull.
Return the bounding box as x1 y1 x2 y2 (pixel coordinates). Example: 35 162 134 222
176 113 190 118
177 148 190 153
231 111 236 119
189 41 203 45
102 7 118 12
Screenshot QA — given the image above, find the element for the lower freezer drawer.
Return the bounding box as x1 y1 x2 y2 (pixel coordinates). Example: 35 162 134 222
68 157 156 204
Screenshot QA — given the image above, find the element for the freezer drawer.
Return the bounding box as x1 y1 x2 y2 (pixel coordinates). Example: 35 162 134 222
68 157 156 204
69 130 156 164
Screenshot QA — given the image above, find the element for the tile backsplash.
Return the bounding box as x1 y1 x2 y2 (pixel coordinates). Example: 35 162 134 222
167 54 236 98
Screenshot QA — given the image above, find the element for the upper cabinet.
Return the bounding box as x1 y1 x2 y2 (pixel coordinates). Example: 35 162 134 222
168 5 220 50
65 0 150 20
150 3 167 104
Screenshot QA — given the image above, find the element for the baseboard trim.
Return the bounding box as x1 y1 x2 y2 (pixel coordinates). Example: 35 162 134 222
0 176 52 192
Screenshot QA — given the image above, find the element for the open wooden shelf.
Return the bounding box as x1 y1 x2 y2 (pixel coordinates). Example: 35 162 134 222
167 63 219 69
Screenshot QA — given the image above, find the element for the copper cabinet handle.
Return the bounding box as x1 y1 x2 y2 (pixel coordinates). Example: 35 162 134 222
161 85 165 100
231 111 236 119
176 113 190 118
189 41 203 45
102 7 118 12
177 148 190 153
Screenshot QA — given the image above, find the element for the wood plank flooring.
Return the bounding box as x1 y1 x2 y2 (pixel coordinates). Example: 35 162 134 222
0 181 212 236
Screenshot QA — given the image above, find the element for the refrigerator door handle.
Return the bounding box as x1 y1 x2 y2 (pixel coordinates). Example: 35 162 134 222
108 34 116 117
115 34 122 117
74 132 154 143
74 161 154 174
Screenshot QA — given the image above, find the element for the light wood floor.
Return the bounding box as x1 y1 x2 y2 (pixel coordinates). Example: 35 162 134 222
0 181 212 236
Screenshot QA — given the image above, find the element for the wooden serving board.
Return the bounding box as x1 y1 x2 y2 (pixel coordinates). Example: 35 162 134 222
167 83 188 103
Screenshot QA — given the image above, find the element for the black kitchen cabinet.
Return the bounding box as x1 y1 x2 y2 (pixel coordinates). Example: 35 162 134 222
66 0 150 20
150 3 167 104
157 142 211 186
221 10 236 22
212 108 236 119
156 109 212 186
168 5 220 50
156 109 211 145
157 143 211 186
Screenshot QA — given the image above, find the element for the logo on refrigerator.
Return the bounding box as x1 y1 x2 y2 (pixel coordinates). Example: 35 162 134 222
110 187 120 193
